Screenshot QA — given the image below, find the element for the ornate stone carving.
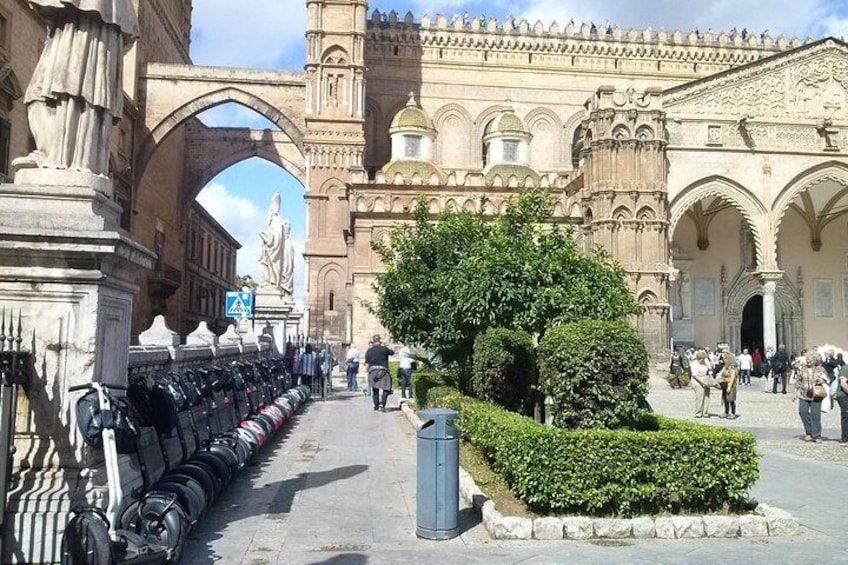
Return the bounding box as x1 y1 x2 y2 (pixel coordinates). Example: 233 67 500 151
665 42 848 120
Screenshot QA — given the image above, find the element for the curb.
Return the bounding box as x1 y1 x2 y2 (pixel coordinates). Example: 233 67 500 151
400 402 801 540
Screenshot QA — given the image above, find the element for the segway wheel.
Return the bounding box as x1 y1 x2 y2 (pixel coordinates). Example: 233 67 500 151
121 493 190 565
61 510 113 565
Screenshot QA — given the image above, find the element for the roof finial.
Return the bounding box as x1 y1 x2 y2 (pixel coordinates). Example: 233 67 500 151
407 91 417 106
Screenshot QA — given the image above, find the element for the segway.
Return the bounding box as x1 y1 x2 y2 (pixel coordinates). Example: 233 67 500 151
63 383 173 565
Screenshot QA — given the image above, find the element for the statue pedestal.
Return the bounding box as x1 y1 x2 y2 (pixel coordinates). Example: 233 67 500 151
254 288 302 352
0 181 155 563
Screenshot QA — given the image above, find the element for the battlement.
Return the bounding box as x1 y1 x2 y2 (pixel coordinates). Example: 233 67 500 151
365 9 820 66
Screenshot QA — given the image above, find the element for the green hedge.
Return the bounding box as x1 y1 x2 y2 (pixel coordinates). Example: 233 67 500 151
426 387 759 517
538 319 649 429
472 328 535 414
412 370 449 405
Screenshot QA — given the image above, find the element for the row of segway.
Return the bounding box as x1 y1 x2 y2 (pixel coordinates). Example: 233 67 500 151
63 357 310 564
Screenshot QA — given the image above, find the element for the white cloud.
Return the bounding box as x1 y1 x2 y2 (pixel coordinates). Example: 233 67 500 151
190 0 306 69
196 182 306 302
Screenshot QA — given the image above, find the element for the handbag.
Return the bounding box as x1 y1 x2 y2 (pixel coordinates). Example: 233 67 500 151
812 381 828 401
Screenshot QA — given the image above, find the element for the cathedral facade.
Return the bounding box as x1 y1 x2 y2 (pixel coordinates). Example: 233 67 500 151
306 3 848 355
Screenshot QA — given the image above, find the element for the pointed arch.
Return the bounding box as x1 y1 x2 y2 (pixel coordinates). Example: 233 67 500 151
669 175 767 269
772 160 848 240
187 146 306 201
525 107 563 170
432 103 473 167
138 87 304 180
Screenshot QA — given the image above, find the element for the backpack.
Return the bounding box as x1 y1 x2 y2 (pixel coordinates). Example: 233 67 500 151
148 379 182 435
75 389 138 455
127 377 155 428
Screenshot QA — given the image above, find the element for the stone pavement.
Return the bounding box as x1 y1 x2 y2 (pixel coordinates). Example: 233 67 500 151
182 381 848 565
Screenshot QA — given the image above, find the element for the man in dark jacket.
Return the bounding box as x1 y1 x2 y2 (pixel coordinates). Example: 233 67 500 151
771 344 790 394
365 335 394 412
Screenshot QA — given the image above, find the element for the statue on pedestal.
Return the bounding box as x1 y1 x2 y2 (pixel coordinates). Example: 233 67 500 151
258 192 295 298
12 0 138 177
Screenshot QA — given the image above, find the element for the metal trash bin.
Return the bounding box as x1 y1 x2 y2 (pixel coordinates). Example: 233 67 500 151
416 408 459 540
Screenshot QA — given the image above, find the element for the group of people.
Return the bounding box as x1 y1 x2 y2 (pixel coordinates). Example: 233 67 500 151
343 336 417 412
284 341 334 392
672 343 848 444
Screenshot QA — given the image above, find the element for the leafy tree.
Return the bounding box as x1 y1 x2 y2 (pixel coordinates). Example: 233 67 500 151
368 190 638 367
235 274 258 291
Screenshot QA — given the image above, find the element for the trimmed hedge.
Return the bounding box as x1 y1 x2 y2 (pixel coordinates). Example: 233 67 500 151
411 370 448 406
538 319 649 429
426 387 759 517
471 327 535 414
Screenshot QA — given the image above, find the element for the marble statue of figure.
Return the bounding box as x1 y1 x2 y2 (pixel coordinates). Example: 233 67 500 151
258 192 295 297
13 0 139 177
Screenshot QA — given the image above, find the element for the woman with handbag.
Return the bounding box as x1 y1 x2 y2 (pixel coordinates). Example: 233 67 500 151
793 352 828 442
690 349 711 418
718 352 739 419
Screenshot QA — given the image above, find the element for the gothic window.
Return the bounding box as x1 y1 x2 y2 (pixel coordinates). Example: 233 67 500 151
571 125 584 168
503 140 519 163
404 135 422 158
329 290 335 311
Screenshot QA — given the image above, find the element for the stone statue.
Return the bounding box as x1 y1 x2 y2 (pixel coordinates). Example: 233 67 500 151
258 192 295 297
13 0 138 177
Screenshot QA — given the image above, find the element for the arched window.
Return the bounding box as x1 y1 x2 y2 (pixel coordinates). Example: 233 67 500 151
571 125 584 168
329 290 335 312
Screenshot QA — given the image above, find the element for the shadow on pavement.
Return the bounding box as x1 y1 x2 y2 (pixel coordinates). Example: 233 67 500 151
305 553 369 565
267 464 369 514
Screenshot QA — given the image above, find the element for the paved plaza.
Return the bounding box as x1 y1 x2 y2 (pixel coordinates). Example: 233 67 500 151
181 379 848 564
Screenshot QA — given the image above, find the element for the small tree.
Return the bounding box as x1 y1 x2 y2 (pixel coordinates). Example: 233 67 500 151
538 319 649 429
472 328 535 414
368 190 638 367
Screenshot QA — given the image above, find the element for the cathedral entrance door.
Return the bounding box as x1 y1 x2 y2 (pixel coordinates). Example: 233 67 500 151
741 295 764 352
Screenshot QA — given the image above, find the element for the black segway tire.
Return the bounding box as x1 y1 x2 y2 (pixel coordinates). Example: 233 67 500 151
190 451 233 488
166 463 218 503
120 493 190 565
61 510 112 565
151 476 207 525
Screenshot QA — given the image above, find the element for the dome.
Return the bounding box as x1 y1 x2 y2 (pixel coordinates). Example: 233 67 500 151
483 103 528 137
389 93 435 131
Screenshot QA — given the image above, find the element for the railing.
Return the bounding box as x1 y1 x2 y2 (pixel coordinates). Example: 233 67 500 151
0 310 31 562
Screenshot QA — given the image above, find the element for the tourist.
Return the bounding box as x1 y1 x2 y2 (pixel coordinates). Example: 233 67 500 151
718 352 739 419
297 343 318 389
690 349 711 418
771 344 790 394
793 352 827 442
752 347 763 377
738 347 753 386
365 335 394 412
822 349 839 384
344 344 360 391
835 362 848 446
398 344 414 400
669 346 690 388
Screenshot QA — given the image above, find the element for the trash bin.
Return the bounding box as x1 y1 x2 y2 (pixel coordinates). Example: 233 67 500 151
416 408 459 540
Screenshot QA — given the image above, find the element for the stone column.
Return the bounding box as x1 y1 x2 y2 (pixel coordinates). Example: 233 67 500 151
0 173 155 563
761 279 778 352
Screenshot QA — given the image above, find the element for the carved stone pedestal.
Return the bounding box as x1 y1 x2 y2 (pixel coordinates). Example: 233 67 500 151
0 181 155 563
254 289 302 352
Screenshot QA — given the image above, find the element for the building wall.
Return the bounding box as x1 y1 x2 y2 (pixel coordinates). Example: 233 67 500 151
182 202 240 335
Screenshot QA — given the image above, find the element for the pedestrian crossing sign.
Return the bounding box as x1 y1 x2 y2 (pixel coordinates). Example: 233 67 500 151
225 291 253 318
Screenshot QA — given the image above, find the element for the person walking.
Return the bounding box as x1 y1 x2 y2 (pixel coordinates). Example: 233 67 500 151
771 344 790 394
834 362 848 446
738 347 753 386
690 349 711 418
365 335 394 412
718 352 739 419
344 344 360 391
397 344 414 400
793 351 827 442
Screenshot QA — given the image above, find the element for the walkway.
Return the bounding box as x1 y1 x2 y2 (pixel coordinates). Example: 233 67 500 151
182 380 848 564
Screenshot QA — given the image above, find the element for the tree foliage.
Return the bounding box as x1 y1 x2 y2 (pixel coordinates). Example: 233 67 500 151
368 190 639 364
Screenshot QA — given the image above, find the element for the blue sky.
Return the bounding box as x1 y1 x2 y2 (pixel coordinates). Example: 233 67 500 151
189 0 848 301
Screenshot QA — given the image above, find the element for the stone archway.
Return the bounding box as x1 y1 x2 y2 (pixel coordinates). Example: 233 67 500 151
668 175 770 270
722 271 803 352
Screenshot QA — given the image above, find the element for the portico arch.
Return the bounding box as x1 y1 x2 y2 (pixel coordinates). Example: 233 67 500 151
669 175 769 270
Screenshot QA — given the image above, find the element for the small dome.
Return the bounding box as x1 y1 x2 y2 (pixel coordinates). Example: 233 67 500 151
484 102 528 137
389 93 435 131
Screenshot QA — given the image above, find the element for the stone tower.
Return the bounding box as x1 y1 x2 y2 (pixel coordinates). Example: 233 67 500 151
580 86 670 351
304 0 367 343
